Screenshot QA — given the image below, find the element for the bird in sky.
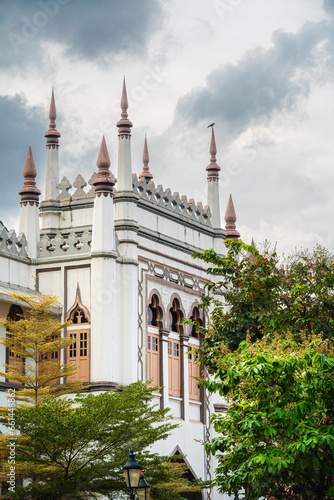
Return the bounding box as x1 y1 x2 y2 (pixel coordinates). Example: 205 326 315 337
207 123 215 128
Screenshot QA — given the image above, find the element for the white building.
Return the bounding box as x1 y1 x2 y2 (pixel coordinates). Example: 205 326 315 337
0 81 241 500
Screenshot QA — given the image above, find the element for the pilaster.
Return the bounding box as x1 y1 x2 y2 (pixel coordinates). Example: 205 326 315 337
160 329 170 408
181 333 190 421
90 136 120 383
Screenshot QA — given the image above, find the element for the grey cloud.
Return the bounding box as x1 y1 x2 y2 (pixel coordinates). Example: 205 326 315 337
0 94 45 222
175 16 331 138
1 0 163 68
323 0 334 15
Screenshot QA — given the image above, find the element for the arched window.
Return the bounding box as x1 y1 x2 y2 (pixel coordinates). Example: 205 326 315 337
66 285 90 383
147 295 161 327
169 299 183 333
6 305 24 384
168 298 183 398
147 294 162 387
189 307 202 338
188 307 202 402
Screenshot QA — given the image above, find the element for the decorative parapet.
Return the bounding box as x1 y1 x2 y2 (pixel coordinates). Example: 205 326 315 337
56 171 116 202
0 223 28 258
133 174 212 227
38 230 92 258
53 171 212 227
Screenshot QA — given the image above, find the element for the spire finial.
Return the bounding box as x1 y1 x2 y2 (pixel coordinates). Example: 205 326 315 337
44 89 61 147
116 77 133 136
93 136 115 196
225 194 240 238
19 147 41 205
206 128 220 180
139 135 153 182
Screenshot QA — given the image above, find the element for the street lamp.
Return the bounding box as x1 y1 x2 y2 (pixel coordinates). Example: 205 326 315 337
136 470 151 500
122 449 150 499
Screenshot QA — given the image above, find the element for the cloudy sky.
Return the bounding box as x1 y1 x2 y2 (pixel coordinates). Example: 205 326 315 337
1 0 334 254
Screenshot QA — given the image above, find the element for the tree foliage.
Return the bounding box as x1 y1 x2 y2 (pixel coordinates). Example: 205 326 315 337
1 381 204 499
194 240 334 365
204 334 334 500
0 293 83 404
192 241 334 499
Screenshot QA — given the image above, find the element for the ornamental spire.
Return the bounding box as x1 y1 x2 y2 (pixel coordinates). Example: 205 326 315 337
225 194 240 238
116 77 133 136
19 147 41 204
93 136 115 196
44 88 61 147
139 135 153 182
206 128 220 180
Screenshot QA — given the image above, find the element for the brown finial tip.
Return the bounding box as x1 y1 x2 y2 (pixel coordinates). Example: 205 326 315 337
139 135 153 181
23 146 37 178
45 89 61 147
206 128 220 180
116 77 133 135
19 147 41 205
49 88 56 122
93 136 115 196
121 76 128 112
225 194 240 238
97 136 111 169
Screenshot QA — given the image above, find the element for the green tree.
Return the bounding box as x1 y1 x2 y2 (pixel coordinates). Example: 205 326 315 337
2 381 204 500
203 333 334 500
0 293 83 404
194 240 334 364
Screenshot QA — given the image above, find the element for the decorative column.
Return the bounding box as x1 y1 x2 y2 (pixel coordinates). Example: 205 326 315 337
206 128 226 255
91 136 116 254
180 333 190 421
114 78 139 385
206 128 221 229
90 136 120 384
19 147 41 259
116 77 133 192
44 89 60 201
160 329 170 409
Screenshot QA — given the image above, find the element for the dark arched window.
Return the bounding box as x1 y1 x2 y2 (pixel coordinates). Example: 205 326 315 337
190 307 202 338
72 308 89 324
147 295 162 327
169 299 183 333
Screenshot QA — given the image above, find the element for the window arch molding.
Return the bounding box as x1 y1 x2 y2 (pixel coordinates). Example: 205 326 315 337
66 284 90 323
147 289 165 329
166 293 185 334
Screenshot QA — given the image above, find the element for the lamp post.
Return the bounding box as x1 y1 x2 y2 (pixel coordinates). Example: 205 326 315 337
136 470 151 500
122 449 150 500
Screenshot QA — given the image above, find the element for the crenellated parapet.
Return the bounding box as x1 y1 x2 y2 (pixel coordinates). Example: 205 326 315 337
133 174 212 227
56 171 117 202
38 230 92 258
0 223 28 258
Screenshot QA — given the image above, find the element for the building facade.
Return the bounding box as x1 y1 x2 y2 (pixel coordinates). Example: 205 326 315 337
0 81 241 499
